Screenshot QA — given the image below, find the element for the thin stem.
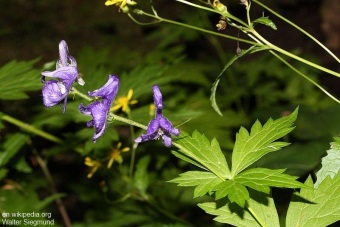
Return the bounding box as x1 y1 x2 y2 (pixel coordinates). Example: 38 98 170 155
252 0 340 64
176 0 249 27
270 50 340 104
33 152 72 227
246 1 251 26
128 13 160 25
134 10 260 46
109 113 148 130
127 112 137 178
250 30 340 78
1 115 63 144
71 87 93 102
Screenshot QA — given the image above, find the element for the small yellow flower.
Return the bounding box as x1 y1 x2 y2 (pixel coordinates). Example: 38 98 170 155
84 157 101 178
110 89 138 114
149 104 155 117
105 0 127 8
107 142 130 169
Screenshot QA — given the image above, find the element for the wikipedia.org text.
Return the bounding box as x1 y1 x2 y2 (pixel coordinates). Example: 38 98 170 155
1 211 55 226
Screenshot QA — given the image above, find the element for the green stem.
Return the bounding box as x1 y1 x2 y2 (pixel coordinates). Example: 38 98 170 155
134 10 259 46
252 0 340 64
250 30 340 78
246 1 251 26
71 87 93 102
270 51 340 104
109 113 147 130
1 115 63 144
127 112 137 178
128 13 160 25
176 0 249 27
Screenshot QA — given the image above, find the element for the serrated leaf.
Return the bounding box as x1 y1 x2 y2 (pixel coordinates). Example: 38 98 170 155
171 151 208 171
174 131 230 179
253 16 277 30
214 180 249 207
169 171 223 198
0 133 29 167
199 189 279 226
134 156 150 197
231 107 298 176
235 168 307 193
0 60 42 100
315 137 340 188
286 174 340 227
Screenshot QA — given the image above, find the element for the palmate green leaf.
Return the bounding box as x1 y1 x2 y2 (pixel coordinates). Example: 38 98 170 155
235 168 308 194
171 151 208 171
214 180 249 207
199 189 280 226
174 131 230 179
286 174 340 227
315 137 340 188
0 59 42 100
231 107 298 176
168 171 223 198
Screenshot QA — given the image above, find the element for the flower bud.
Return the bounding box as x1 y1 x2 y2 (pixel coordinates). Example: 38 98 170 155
216 17 227 31
240 0 249 7
121 5 130 13
213 0 228 13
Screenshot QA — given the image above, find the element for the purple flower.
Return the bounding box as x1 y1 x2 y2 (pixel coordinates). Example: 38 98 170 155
41 40 82 112
134 85 180 147
79 75 120 142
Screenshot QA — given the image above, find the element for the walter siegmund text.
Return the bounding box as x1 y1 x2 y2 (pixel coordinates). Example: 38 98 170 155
2 211 55 226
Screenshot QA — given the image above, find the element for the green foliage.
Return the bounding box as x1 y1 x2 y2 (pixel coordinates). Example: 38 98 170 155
286 175 340 226
173 131 231 179
0 133 28 168
231 108 298 176
253 16 277 30
315 137 340 187
0 133 29 180
171 109 307 218
1 1 340 225
198 189 280 226
0 60 41 100
0 179 64 215
285 138 340 226
169 171 223 198
286 145 340 226
134 155 150 198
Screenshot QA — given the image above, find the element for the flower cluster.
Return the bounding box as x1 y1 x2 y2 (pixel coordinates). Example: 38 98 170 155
41 40 84 113
134 85 180 147
79 75 120 142
41 41 180 146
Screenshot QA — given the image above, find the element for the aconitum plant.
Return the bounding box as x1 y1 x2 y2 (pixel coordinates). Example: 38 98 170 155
1 1 340 227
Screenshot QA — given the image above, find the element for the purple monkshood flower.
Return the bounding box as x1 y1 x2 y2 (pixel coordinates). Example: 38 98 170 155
41 40 83 113
79 75 120 143
134 85 180 147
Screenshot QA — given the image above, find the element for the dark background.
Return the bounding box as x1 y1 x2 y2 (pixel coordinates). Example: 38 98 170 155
1 0 340 226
